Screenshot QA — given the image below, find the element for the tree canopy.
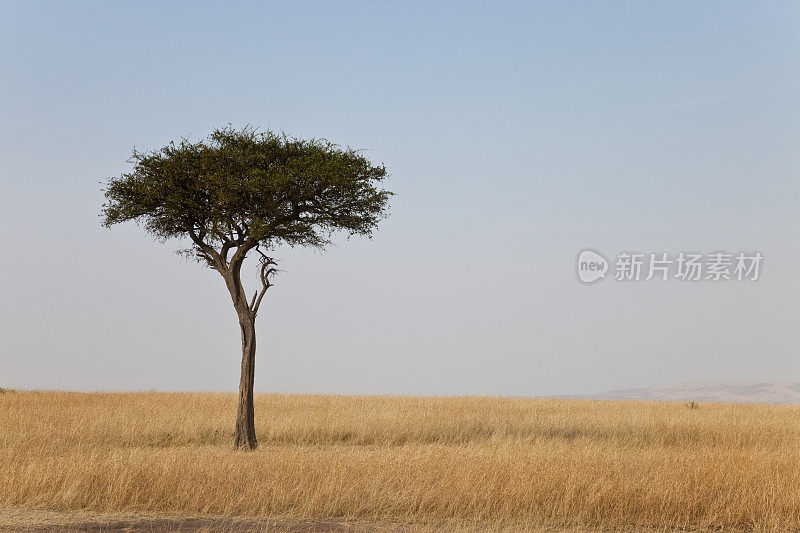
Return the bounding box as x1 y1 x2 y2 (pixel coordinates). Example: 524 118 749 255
102 126 392 270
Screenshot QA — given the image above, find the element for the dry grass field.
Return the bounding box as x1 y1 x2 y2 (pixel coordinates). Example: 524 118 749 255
1 390 799 532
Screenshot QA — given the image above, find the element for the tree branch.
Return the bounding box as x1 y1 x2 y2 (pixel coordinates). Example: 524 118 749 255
188 229 224 270
229 236 257 270
250 251 277 316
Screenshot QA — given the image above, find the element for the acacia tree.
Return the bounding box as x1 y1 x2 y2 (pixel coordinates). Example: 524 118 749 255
102 126 391 450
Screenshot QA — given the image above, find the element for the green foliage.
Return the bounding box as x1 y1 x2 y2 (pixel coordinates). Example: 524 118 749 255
102 126 391 265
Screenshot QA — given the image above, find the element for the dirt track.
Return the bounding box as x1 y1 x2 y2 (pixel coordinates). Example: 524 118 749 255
0 507 637 533
0 508 723 533
6 518 384 532
0 508 399 533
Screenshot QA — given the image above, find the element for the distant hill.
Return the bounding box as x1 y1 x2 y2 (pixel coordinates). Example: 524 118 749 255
580 382 800 405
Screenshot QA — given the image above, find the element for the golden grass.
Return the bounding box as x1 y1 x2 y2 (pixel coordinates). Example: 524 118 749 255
1 391 799 531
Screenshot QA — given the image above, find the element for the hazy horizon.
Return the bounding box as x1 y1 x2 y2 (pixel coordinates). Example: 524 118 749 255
1 2 798 396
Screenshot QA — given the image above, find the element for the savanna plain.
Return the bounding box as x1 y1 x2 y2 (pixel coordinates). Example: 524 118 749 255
1 391 799 532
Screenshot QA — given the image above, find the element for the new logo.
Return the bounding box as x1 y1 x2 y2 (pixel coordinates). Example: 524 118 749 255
577 249 608 284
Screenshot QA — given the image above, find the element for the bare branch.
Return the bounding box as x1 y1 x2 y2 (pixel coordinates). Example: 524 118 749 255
250 251 278 316
249 290 258 311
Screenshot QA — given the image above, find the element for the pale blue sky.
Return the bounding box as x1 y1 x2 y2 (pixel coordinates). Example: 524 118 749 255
1 2 798 395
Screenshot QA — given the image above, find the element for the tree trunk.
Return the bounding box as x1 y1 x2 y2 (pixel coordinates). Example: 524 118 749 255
234 311 258 450
220 254 261 451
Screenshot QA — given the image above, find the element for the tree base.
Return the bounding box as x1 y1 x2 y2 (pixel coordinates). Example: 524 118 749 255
233 438 258 451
